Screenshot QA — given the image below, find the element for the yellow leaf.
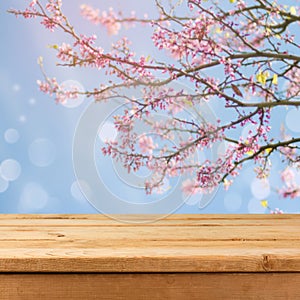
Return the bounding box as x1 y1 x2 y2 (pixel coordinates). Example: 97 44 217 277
256 72 263 84
261 200 268 208
272 74 278 85
47 44 59 50
265 27 272 36
37 56 43 66
256 71 269 85
265 148 273 154
290 6 297 15
183 99 193 107
244 140 254 155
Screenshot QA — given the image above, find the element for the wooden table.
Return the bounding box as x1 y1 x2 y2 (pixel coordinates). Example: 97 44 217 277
0 214 300 299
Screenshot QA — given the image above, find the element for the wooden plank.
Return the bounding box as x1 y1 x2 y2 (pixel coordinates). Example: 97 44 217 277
0 214 299 225
0 215 300 273
2 250 300 272
1 225 300 241
0 273 299 300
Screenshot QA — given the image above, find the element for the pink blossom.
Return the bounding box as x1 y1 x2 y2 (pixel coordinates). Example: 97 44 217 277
29 0 37 8
138 135 156 155
182 179 199 195
45 0 62 14
57 43 73 61
286 68 300 99
270 208 284 214
280 168 295 186
41 17 58 32
37 80 52 94
278 185 300 199
80 5 121 35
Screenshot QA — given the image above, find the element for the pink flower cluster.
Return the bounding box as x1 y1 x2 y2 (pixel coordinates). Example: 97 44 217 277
80 4 121 35
138 135 157 155
37 78 79 103
286 68 300 99
152 14 217 64
57 43 73 61
270 208 284 214
278 168 300 199
43 0 63 31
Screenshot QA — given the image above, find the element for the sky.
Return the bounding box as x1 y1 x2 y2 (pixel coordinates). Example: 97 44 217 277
1 0 300 216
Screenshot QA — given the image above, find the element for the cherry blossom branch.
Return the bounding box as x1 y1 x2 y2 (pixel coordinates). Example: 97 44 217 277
8 0 300 199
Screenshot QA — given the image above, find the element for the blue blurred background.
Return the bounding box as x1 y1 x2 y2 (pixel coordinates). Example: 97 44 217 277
1 0 300 214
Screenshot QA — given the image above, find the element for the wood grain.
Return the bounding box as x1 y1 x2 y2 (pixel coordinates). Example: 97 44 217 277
0 215 299 273
1 273 299 300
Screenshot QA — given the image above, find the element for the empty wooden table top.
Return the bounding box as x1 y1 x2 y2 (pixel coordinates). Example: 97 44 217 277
0 214 299 273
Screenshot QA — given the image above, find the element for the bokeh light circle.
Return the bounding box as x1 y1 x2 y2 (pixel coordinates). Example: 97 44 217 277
251 178 270 199
285 108 300 133
4 128 20 144
98 121 118 142
28 138 56 167
18 182 48 212
0 177 9 193
60 80 85 108
0 159 21 181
